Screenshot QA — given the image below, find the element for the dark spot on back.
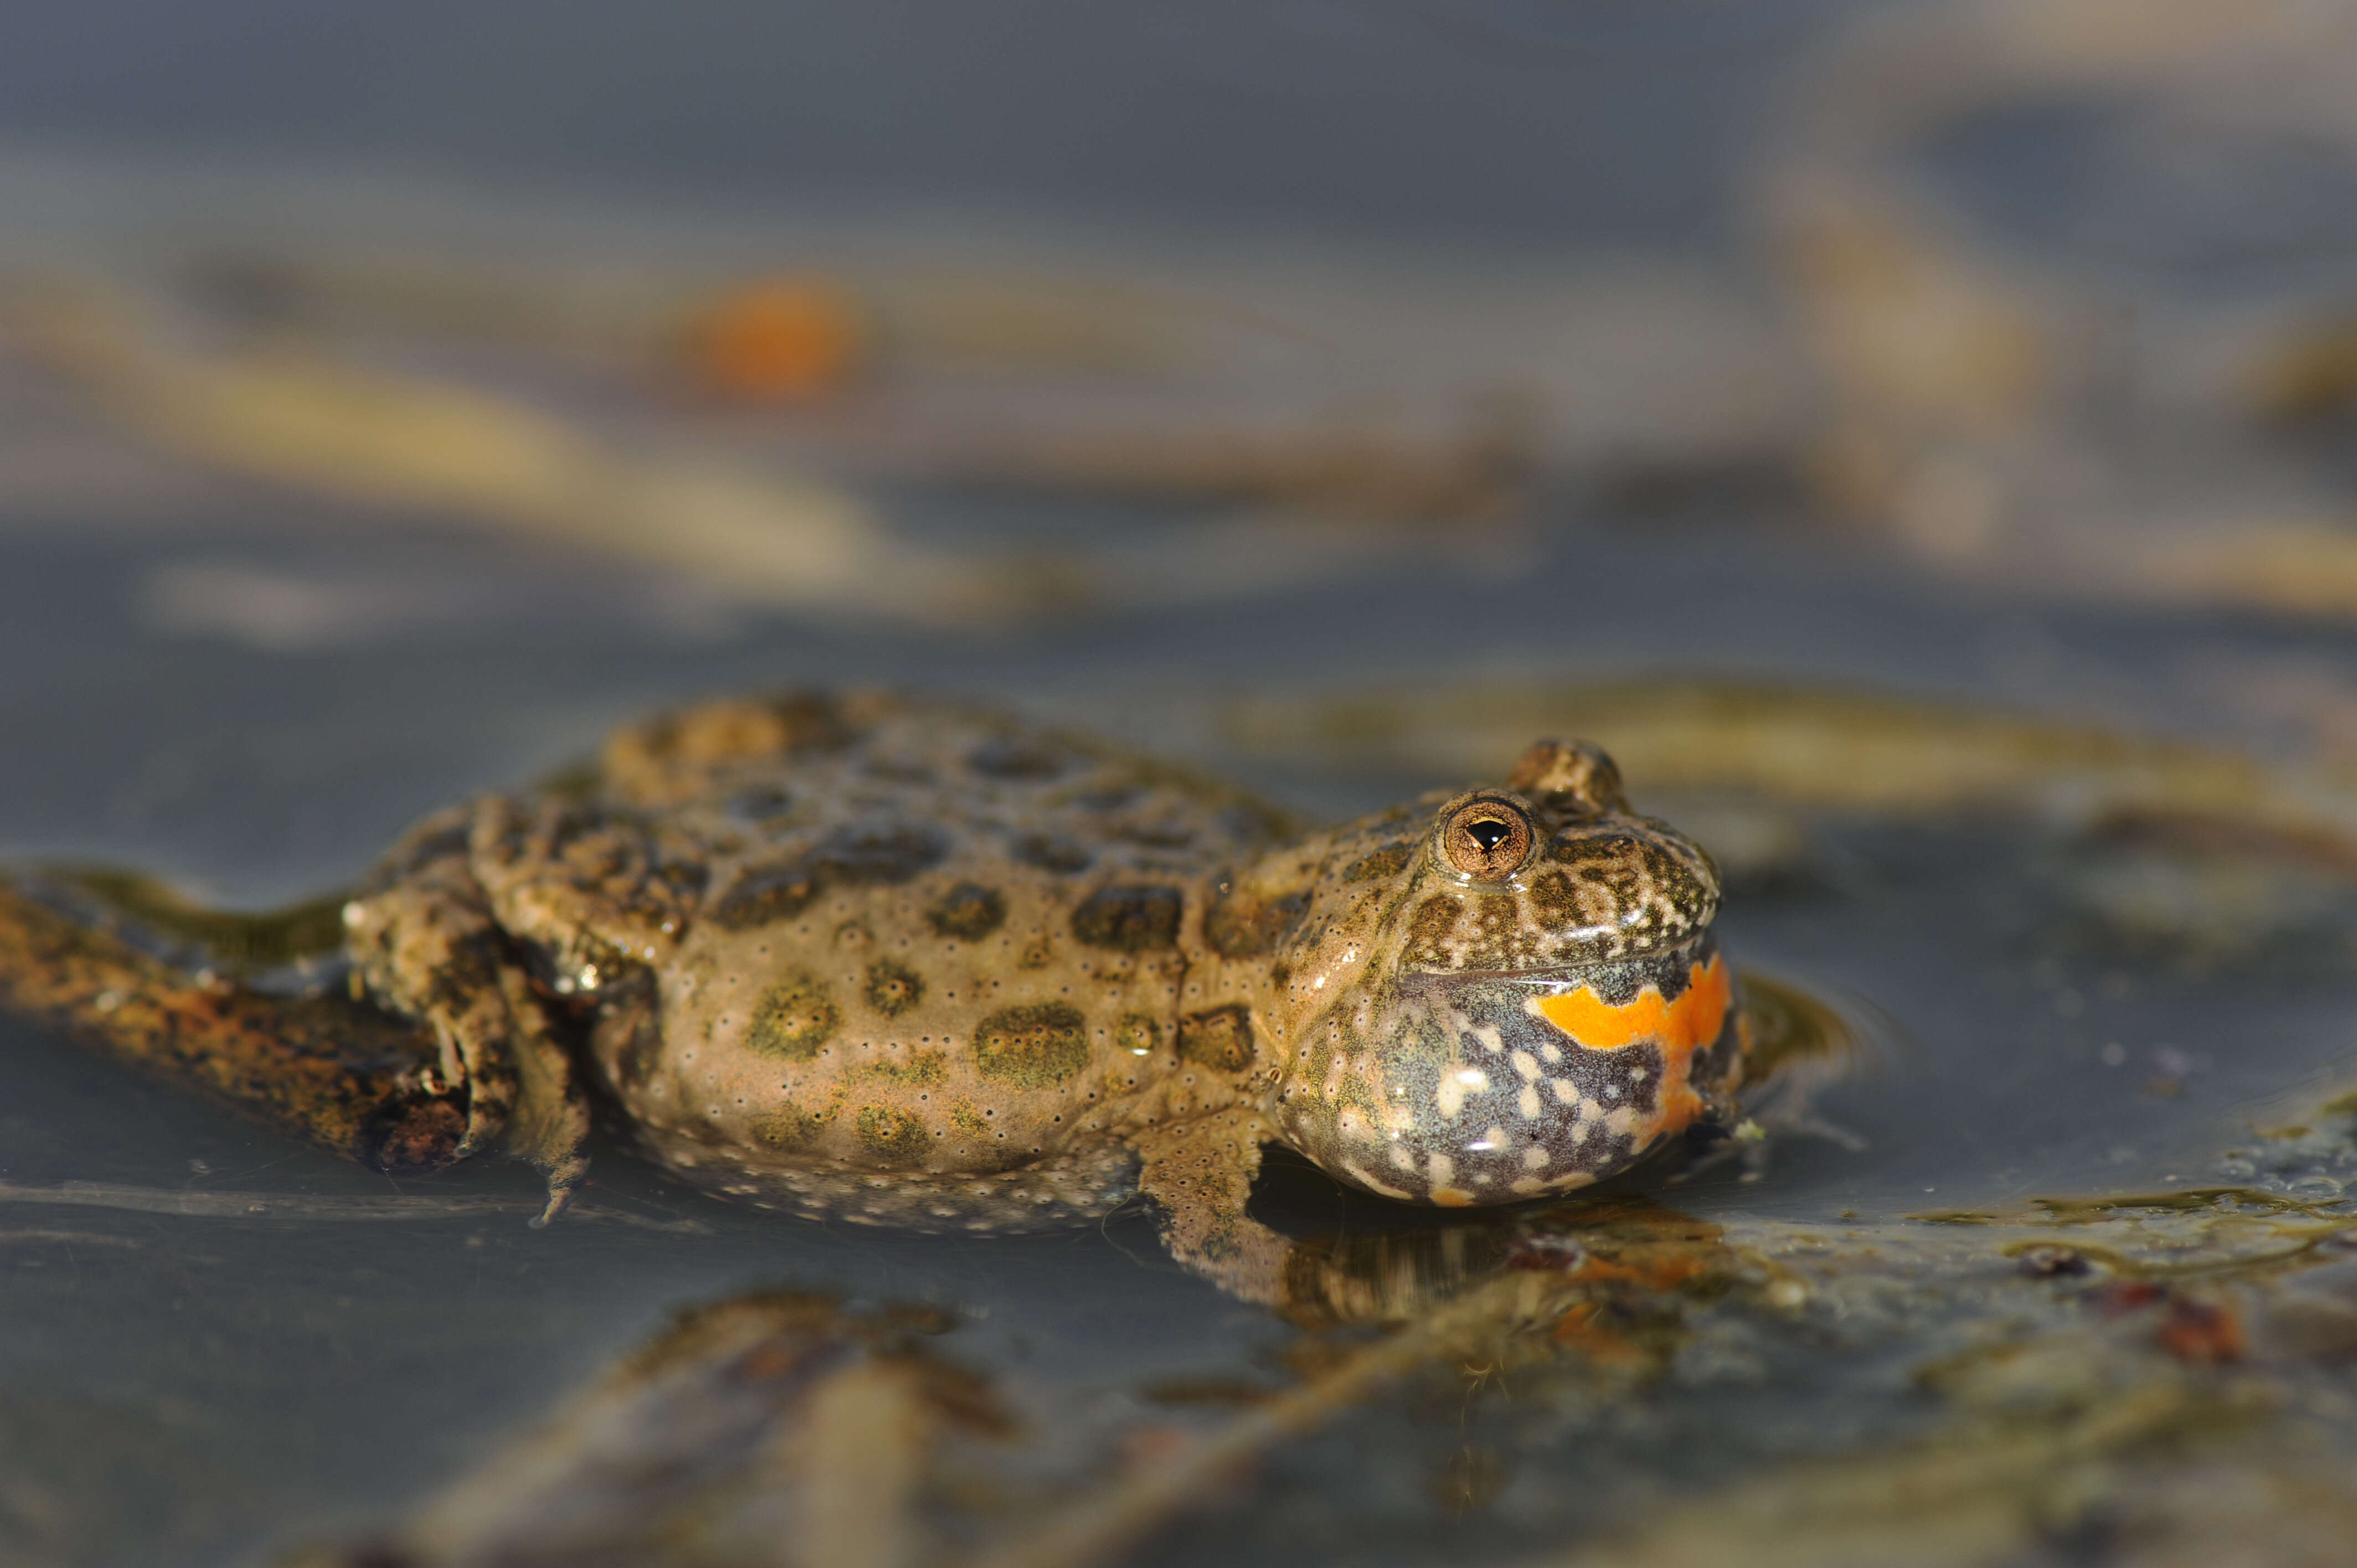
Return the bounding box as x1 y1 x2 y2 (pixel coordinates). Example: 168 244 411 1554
1013 833 1094 875
1115 1014 1162 1057
974 1003 1089 1087
752 1103 827 1148
928 882 1007 941
1176 1005 1257 1073
711 863 822 928
712 821 948 930
855 1105 932 1166
1073 885 1184 951
1203 881 1309 958
810 821 949 884
747 970 839 1060
854 1049 948 1089
865 958 926 1016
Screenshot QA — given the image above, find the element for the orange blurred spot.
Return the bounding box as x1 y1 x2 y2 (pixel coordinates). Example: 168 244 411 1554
686 277 863 401
2158 1297 2243 1365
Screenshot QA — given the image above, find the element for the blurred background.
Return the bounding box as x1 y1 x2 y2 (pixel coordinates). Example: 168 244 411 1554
8 3 2357 1565
3 0 2353 895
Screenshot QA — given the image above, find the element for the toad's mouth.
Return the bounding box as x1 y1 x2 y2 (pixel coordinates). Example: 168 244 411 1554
1397 938 1733 1059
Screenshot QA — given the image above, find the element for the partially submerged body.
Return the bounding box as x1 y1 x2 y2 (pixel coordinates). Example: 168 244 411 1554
0 691 1742 1299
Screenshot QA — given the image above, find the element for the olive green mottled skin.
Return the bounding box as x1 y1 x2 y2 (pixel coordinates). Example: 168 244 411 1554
337 690 1736 1276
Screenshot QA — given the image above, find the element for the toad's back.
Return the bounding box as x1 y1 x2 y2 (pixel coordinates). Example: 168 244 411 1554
445 693 1290 1227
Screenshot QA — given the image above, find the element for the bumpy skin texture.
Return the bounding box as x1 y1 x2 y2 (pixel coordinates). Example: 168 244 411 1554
333 692 1740 1293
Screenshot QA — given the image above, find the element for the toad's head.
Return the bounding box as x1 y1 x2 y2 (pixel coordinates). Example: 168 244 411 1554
1267 740 1741 1206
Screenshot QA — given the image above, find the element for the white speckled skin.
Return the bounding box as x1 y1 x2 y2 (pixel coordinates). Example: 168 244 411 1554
337 691 1740 1289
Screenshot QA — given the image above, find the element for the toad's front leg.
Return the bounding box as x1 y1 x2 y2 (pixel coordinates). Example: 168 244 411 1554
1131 1107 1293 1306
342 811 591 1221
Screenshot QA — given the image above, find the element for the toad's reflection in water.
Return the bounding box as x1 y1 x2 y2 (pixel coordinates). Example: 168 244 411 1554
290 1201 1746 1568
1275 1194 1733 1345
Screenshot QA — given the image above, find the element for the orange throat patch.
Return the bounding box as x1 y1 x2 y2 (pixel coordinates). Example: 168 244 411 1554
1525 952 1733 1128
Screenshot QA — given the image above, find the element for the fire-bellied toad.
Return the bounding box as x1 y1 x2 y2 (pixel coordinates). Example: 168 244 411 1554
1 691 1741 1299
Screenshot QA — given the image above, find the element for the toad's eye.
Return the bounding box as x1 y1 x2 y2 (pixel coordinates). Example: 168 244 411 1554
1437 792 1536 880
